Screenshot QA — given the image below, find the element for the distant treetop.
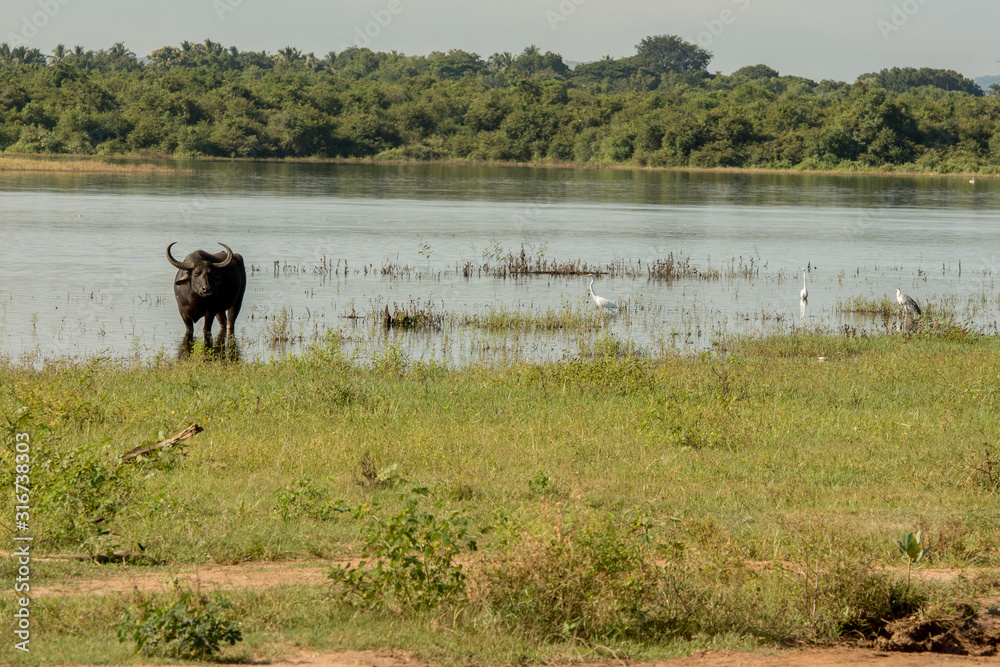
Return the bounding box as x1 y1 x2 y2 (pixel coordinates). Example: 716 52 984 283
857 67 983 97
634 35 712 75
732 64 779 80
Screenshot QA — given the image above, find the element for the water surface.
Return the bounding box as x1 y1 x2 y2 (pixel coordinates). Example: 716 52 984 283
1 163 997 364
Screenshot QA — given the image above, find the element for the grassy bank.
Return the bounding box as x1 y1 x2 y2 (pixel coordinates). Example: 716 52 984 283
0 151 989 179
0 154 184 174
2 331 999 663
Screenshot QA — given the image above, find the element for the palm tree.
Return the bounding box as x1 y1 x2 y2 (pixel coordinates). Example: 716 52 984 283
109 42 134 59
487 51 513 74
49 44 67 64
277 46 303 63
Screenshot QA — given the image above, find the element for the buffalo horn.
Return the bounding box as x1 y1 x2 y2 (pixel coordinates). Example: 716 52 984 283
166 243 194 271
213 243 234 268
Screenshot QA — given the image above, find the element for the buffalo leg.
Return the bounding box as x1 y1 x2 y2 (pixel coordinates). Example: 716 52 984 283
228 277 246 336
203 311 217 336
180 313 195 337
227 302 242 335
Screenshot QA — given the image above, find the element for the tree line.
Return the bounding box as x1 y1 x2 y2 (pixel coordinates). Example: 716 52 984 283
0 35 997 173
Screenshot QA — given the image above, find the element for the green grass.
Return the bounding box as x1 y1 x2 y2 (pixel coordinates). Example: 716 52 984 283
2 331 1000 663
835 294 957 319
458 303 608 332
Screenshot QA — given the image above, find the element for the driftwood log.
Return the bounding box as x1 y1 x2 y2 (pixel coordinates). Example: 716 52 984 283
122 423 203 462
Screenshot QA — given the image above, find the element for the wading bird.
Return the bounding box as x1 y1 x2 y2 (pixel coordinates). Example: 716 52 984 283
896 287 922 316
800 268 808 303
585 273 619 312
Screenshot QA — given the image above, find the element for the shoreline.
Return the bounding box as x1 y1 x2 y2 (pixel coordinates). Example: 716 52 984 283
0 152 988 179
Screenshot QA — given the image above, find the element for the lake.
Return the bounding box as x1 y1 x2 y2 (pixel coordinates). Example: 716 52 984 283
2 162 998 365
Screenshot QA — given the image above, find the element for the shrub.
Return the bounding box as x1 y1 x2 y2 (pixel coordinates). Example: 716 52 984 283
118 590 243 659
329 487 476 611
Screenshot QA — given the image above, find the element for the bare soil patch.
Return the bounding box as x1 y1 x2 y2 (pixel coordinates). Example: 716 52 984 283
32 559 341 598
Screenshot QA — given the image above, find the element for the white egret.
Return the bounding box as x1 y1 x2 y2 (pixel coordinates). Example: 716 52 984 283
585 273 619 312
896 288 922 316
799 268 808 303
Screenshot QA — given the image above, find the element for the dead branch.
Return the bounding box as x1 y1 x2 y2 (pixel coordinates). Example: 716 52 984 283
122 423 203 462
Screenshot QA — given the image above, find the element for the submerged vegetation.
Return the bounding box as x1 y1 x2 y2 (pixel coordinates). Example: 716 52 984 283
1 330 1000 662
0 36 999 173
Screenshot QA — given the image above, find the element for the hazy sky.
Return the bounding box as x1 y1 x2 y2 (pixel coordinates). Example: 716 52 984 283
2 0 997 82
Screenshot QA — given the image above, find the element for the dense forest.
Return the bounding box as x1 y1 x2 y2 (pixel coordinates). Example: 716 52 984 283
1 35 998 173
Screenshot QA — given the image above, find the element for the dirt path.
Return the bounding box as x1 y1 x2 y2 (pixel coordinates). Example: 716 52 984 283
33 559 337 598
30 560 1000 666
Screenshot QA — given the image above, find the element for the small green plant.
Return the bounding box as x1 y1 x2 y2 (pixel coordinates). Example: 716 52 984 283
329 487 475 611
896 530 931 587
528 470 552 495
118 590 242 659
418 235 432 263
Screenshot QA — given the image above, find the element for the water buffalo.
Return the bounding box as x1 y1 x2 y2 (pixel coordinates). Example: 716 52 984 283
166 242 246 340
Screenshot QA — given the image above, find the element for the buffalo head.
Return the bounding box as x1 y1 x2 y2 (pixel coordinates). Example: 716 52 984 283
167 242 235 297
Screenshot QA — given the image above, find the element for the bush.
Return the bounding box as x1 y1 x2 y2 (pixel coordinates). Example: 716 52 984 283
329 487 476 611
118 590 243 659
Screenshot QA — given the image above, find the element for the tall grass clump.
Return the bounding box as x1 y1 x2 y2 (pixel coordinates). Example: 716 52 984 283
465 506 927 645
577 332 644 359
460 303 607 333
468 506 682 641
835 295 897 316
